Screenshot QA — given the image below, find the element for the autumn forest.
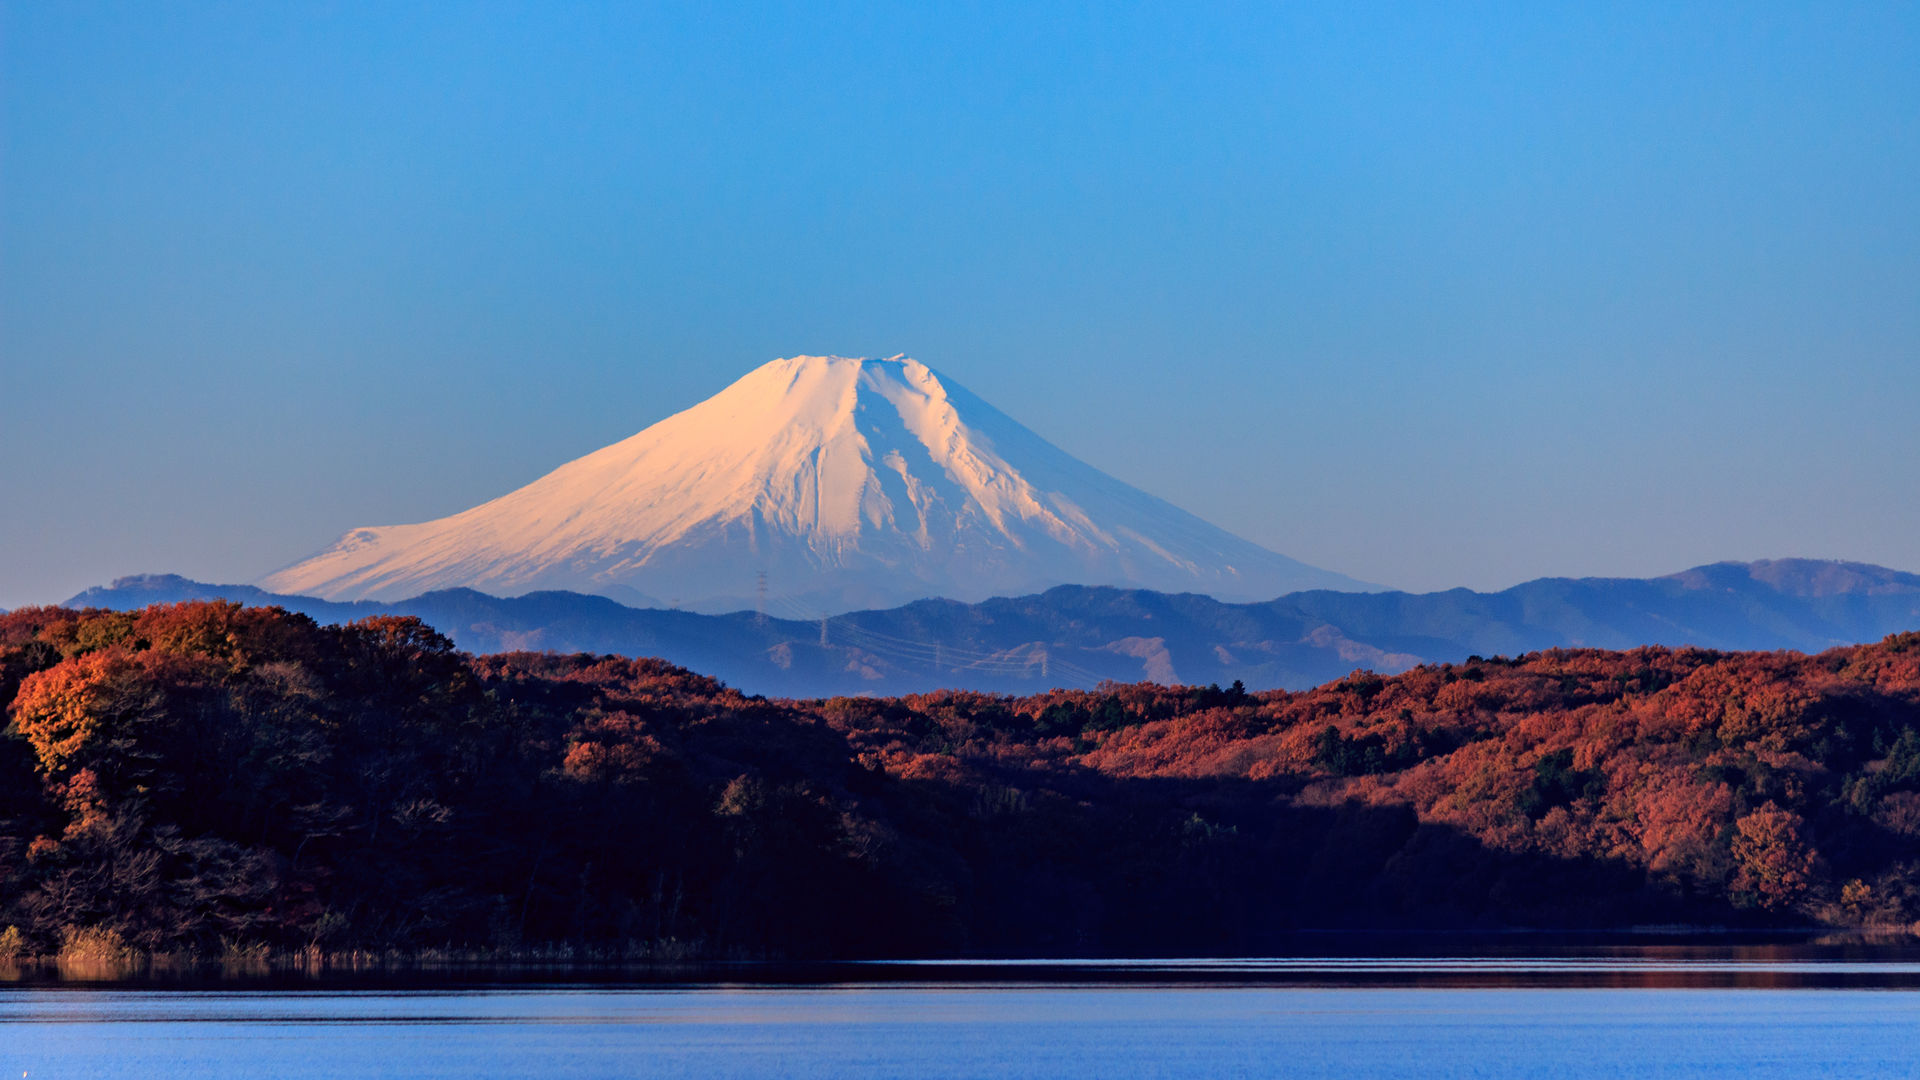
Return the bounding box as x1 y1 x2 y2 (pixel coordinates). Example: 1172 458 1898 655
3 601 1920 962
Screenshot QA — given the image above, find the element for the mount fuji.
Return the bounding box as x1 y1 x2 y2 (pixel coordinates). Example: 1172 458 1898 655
261 355 1374 613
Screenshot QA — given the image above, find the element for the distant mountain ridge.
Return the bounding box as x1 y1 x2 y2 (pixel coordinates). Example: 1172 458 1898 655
65 559 1920 697
260 355 1371 611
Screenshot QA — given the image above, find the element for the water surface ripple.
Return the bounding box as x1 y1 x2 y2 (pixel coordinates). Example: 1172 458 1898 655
6 956 1920 1079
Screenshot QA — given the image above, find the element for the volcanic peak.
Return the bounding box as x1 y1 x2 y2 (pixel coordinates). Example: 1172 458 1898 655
260 354 1371 611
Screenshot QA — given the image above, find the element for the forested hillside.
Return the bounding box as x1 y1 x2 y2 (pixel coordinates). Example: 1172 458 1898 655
3 601 1920 961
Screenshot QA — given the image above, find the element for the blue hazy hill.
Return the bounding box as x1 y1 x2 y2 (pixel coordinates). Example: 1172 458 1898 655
64 559 1920 697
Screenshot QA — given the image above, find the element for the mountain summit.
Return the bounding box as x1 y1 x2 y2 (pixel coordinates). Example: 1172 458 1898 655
261 355 1371 612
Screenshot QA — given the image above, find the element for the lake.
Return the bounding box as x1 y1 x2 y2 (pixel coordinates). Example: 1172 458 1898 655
7 949 1920 1078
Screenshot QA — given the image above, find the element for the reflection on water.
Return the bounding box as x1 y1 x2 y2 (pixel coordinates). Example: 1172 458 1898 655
11 934 1920 989
8 944 1920 1079
4 978 1920 1080
856 949 1920 990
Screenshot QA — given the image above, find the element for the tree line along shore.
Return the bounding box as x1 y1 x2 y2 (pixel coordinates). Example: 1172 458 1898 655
2 601 1919 963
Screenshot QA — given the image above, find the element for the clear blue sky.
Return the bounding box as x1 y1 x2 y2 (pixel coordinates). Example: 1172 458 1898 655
3 2 1916 608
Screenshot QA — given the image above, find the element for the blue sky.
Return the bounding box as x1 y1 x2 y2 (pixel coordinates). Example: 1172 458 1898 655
3 2 1916 608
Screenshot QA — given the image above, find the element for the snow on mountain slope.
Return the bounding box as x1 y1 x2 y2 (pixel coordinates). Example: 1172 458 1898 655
260 355 1374 612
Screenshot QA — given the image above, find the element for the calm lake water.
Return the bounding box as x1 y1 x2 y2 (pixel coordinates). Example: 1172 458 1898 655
7 951 1920 1078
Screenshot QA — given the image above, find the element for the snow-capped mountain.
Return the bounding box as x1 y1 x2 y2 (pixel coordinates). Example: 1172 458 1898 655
261 355 1373 612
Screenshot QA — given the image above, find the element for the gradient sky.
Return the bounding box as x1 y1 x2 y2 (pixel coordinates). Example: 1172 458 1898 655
3 2 1916 609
